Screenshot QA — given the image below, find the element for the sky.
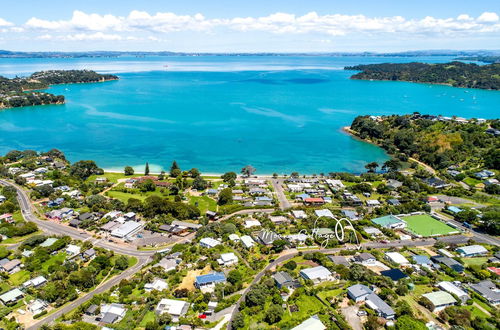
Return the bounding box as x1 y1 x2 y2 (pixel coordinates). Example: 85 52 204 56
0 0 499 52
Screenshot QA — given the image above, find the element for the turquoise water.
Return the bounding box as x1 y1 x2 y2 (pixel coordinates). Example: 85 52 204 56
1 56 499 174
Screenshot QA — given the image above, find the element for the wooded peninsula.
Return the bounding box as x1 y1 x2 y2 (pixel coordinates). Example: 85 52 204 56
0 70 118 109
345 61 500 90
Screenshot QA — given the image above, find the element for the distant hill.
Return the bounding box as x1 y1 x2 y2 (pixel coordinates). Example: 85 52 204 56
345 61 500 90
0 70 118 109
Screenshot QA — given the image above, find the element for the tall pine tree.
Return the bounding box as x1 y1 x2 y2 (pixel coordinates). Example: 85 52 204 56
145 162 150 175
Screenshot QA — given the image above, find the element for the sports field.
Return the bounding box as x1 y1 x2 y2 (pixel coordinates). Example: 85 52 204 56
403 214 458 237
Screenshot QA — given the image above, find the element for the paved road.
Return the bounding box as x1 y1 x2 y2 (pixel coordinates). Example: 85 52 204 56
271 178 291 210
27 256 150 330
225 238 437 329
219 208 274 221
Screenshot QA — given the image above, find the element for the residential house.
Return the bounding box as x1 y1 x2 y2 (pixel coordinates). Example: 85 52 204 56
366 199 381 207
199 237 221 248
347 284 373 302
39 237 58 247
273 271 300 290
256 230 280 245
98 303 127 324
269 216 289 225
0 288 24 304
240 235 255 248
300 266 334 284
1 259 22 274
291 210 307 219
291 315 326 330
65 244 81 257
364 227 383 237
0 213 14 223
83 248 96 260
22 276 47 289
155 299 190 322
341 210 359 221
423 177 449 189
365 293 396 319
422 291 457 311
244 219 261 228
387 199 401 206
380 269 409 282
145 279 168 292
469 281 500 305
386 179 403 189
385 252 410 266
328 256 349 266
437 281 469 303
156 257 180 272
353 252 376 265
456 245 488 258
195 272 226 291
217 253 238 266
27 299 48 315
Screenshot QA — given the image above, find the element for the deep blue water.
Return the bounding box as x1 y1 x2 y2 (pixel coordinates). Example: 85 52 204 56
0 56 499 174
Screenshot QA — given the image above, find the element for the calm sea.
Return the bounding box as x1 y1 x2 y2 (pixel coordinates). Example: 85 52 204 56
0 55 499 174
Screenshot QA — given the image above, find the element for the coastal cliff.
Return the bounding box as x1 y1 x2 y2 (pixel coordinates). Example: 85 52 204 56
0 70 118 109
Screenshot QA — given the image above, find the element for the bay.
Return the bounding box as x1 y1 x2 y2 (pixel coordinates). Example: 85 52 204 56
0 55 499 174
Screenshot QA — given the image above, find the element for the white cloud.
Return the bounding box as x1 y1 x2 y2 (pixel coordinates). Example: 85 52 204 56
0 18 13 27
477 12 499 23
17 10 500 40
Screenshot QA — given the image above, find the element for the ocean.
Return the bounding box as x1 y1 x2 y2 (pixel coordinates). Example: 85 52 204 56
1 55 499 174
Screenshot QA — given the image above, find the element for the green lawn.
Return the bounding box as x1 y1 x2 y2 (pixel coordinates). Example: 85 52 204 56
139 311 156 327
9 270 30 286
462 257 489 267
105 189 167 203
42 252 67 271
189 195 217 213
403 214 459 237
279 295 324 326
463 177 483 187
0 230 43 245
87 172 130 183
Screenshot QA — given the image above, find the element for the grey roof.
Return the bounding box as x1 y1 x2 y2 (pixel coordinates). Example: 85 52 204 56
328 256 349 266
257 230 280 245
101 313 120 324
356 252 375 262
366 293 395 317
347 284 372 299
431 256 464 272
469 281 500 303
274 271 294 285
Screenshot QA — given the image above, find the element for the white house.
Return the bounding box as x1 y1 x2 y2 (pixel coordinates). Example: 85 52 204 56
155 299 190 322
291 210 307 219
199 237 221 248
300 266 334 284
240 235 255 248
217 253 238 266
422 291 457 312
437 281 469 303
65 244 81 256
314 209 334 218
385 252 410 266
27 299 48 315
456 245 488 258
145 279 168 292
99 303 127 324
23 276 47 289
244 219 261 228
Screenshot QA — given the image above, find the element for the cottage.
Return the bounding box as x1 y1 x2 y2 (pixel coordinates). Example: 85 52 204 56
353 252 376 265
291 315 326 330
156 257 180 272
328 256 349 266
0 213 13 223
456 245 488 258
273 271 300 289
256 230 280 245
386 179 403 189
385 252 410 265
347 284 373 302
437 281 469 303
365 293 395 319
28 299 48 315
341 210 359 220
387 199 401 206
469 281 500 305
65 244 81 256
83 248 96 260
217 252 238 266
291 210 307 219
240 235 255 248
40 237 58 247
244 219 261 228
1 259 21 274
364 227 382 237
195 272 226 291
0 288 24 304
269 215 289 224
413 255 432 266
304 197 325 205
423 177 449 189
314 209 334 218
422 291 456 311
99 303 127 324
22 276 47 289
145 279 169 292
300 266 334 284
155 299 190 321
366 199 381 207
199 237 221 248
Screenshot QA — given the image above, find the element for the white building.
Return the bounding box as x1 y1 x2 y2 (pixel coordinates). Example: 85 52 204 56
155 299 190 322
110 221 143 238
65 244 81 256
291 210 307 219
437 281 469 303
145 279 168 292
456 245 488 258
300 266 334 284
314 209 334 218
241 235 255 248
27 299 48 315
217 252 238 266
199 237 221 248
385 252 410 266
23 276 47 289
244 219 261 228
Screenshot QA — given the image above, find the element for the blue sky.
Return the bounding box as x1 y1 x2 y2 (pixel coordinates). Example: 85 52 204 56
1 0 499 52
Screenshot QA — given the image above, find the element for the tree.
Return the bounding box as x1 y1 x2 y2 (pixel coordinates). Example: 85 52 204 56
139 179 156 192
189 168 200 178
145 162 150 175
114 256 129 270
227 270 243 285
382 159 402 172
265 304 283 324
396 315 427 330
218 188 233 205
365 161 379 173
272 239 287 253
245 286 267 306
124 166 134 176
70 160 103 180
170 161 181 177
284 260 297 270
232 313 245 329
241 165 256 177
221 172 237 182
192 176 208 190
479 210 500 235
158 313 172 325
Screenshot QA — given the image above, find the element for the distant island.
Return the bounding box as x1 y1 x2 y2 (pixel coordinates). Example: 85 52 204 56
344 61 500 90
455 56 500 64
0 70 118 109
